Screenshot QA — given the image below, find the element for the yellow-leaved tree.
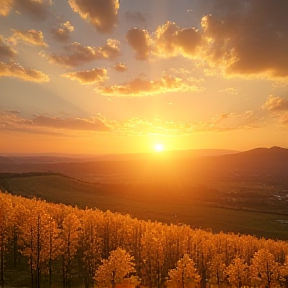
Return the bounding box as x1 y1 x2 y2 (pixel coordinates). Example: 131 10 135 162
94 248 136 288
168 254 200 288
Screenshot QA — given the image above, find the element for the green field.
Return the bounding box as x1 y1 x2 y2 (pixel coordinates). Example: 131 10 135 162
1 173 288 240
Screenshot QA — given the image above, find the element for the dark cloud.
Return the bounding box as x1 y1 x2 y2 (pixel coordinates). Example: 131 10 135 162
49 39 120 67
68 0 119 33
201 0 288 77
126 28 150 60
0 35 16 60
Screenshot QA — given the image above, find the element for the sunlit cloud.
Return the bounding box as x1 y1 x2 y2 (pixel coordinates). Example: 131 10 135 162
96 74 204 97
0 35 17 60
10 29 48 46
262 95 288 111
62 68 108 84
51 21 74 42
0 0 51 20
68 0 119 33
113 63 127 72
0 61 49 82
154 21 202 58
49 39 120 67
0 0 13 16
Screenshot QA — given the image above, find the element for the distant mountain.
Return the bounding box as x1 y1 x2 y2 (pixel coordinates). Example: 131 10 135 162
211 146 288 171
0 147 287 184
0 149 239 163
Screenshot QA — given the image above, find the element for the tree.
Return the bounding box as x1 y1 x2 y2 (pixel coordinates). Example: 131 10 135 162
168 254 200 288
225 257 248 288
250 249 280 288
94 248 136 288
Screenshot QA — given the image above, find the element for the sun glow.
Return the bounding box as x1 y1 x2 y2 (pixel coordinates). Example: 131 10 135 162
154 143 164 152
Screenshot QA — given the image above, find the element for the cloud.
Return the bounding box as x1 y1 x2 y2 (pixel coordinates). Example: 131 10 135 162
0 0 51 19
218 87 238 94
0 35 17 60
0 61 49 82
0 111 111 135
49 39 120 67
125 1 288 79
280 114 288 126
125 11 146 23
68 0 119 33
126 22 202 61
96 74 204 97
62 68 108 84
154 22 202 58
10 29 48 46
32 115 110 131
112 113 259 137
113 63 127 72
262 95 288 111
0 0 13 16
200 0 288 78
126 28 151 60
51 21 74 42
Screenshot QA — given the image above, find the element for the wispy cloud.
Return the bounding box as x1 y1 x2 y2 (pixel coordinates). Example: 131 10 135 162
48 39 120 67
0 111 111 136
62 68 108 84
96 74 204 97
125 11 146 24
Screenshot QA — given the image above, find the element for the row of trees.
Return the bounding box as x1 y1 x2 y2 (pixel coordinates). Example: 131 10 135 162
1 191 288 288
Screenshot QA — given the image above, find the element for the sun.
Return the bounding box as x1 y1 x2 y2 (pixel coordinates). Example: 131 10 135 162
154 143 164 152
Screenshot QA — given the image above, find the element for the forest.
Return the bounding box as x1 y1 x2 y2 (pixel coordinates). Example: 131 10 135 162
1 191 288 288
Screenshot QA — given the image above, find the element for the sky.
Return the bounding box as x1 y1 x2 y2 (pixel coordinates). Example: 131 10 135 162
1 0 288 155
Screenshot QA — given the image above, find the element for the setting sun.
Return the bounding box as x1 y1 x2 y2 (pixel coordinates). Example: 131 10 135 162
154 143 164 152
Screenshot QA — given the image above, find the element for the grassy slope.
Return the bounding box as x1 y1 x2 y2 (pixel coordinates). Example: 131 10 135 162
1 174 288 240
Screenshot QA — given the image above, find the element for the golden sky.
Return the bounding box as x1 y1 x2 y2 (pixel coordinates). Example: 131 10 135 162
1 0 288 154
